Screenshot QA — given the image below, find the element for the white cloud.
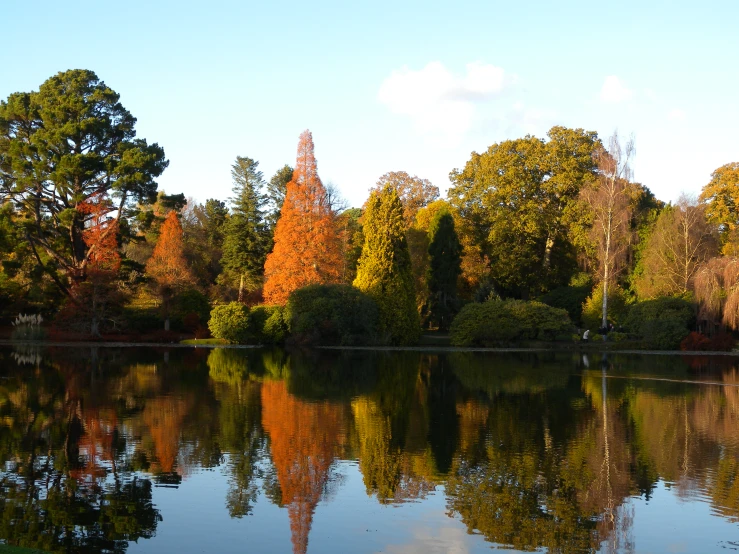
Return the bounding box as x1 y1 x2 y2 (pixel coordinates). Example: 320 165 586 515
378 61 508 147
600 76 633 103
668 108 686 121
644 87 658 101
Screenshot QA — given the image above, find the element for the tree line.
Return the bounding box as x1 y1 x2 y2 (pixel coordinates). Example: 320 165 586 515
1 69 738 346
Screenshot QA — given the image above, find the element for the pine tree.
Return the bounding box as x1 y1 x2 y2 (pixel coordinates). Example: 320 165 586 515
146 210 195 330
263 131 342 305
353 185 420 345
220 156 269 301
426 208 462 330
266 164 294 230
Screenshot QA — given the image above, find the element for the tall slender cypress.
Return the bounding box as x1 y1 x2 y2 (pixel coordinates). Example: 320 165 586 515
354 185 420 345
426 208 462 330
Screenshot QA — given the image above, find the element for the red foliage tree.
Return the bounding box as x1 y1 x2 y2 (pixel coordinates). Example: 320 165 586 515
57 193 123 335
146 210 195 329
263 130 342 304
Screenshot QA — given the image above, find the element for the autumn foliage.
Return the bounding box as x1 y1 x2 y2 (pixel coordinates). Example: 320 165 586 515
146 210 195 291
56 193 123 335
263 130 342 305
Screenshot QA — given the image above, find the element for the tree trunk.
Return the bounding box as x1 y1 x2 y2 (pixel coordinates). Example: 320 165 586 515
238 273 245 303
543 234 554 270
601 212 612 331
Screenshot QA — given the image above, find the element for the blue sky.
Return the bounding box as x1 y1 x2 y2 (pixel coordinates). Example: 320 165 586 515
1 0 737 208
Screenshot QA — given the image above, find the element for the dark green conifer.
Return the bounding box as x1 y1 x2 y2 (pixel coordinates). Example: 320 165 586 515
426 208 462 330
220 156 268 301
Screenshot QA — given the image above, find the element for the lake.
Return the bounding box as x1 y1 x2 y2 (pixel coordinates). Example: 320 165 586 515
1 345 739 553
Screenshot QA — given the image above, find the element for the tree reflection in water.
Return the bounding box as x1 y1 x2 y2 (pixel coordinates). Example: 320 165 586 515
2 346 739 552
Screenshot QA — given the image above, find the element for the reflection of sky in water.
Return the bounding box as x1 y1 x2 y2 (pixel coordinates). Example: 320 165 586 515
127 463 739 554
127 463 494 554
630 481 739 554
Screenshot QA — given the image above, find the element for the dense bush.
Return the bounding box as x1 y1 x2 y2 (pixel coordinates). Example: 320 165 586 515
208 302 287 344
680 331 735 352
249 305 287 345
208 302 249 343
450 299 572 347
285 284 380 346
581 284 629 331
624 296 695 350
121 308 161 333
539 283 592 325
680 332 711 351
170 289 211 331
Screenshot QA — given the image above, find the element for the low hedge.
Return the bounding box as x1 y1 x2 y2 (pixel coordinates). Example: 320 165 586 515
285 284 380 346
208 302 286 344
624 296 694 350
449 299 573 347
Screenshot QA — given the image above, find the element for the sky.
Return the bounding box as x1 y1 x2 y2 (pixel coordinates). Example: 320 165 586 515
1 0 737 209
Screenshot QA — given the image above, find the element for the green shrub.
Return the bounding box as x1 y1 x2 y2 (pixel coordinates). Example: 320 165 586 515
610 332 628 342
122 308 161 332
624 296 694 350
581 284 629 330
171 289 211 331
539 284 592 325
449 299 572 347
286 284 380 346
249 305 287 344
208 302 249 343
263 308 288 344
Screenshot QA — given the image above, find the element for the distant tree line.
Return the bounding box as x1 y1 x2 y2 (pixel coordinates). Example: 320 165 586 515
2 69 738 348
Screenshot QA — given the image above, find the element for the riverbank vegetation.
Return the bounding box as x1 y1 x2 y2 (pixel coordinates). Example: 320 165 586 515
2 70 738 350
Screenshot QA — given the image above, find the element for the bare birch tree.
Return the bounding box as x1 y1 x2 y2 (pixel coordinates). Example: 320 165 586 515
580 131 634 329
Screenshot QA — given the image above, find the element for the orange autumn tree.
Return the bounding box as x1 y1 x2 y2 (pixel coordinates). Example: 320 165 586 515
146 210 196 330
263 130 342 304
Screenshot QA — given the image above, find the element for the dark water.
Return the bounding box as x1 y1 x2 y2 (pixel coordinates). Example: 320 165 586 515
1 346 739 553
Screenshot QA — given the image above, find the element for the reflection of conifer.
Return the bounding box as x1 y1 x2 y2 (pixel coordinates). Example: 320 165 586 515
260 380 344 554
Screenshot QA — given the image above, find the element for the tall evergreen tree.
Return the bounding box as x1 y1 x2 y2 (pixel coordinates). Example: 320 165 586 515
0 69 167 297
263 131 342 304
354 185 420 345
220 156 269 302
266 164 294 230
426 208 462 330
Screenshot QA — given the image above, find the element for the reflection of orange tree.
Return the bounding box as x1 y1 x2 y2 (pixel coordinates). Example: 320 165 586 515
69 408 119 488
0 360 161 551
142 395 194 475
261 380 345 554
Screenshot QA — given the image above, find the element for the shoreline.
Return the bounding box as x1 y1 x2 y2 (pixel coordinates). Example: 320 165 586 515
0 339 738 357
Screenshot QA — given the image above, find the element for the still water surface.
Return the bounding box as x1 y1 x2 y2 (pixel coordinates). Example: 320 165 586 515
1 345 739 553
